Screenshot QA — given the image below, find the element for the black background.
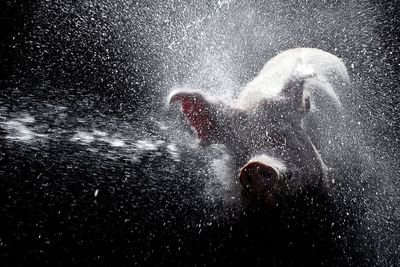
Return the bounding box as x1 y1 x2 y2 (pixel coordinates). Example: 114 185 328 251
0 0 399 266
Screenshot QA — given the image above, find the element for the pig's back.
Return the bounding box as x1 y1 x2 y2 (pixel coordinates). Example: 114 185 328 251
235 48 349 109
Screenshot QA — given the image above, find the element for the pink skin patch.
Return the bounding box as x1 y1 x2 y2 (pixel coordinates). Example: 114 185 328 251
170 92 215 140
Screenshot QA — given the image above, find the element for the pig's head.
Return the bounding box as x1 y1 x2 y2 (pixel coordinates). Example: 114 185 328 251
169 72 325 207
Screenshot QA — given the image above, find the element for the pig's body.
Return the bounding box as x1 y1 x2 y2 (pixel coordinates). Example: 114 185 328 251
169 48 351 206
236 48 348 109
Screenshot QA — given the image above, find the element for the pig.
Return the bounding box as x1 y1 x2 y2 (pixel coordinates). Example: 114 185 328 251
168 48 350 206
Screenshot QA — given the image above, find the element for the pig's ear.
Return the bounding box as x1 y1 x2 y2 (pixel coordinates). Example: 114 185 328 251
169 91 219 143
281 59 315 113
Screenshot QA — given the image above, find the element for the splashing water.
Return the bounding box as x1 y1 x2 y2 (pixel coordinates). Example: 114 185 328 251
1 0 398 265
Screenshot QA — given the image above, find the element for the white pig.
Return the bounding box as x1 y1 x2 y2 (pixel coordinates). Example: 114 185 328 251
169 48 350 206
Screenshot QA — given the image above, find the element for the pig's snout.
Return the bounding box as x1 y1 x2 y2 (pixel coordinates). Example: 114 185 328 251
239 156 286 206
